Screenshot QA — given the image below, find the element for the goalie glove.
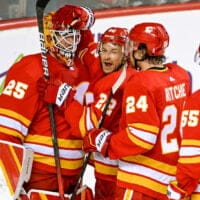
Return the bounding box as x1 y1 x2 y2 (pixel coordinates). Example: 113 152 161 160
53 5 95 30
37 77 75 107
167 181 188 200
83 128 111 156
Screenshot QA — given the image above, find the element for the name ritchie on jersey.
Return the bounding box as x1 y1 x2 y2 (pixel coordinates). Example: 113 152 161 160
165 83 186 102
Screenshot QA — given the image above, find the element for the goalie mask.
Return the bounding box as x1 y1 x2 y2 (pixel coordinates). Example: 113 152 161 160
129 22 169 56
43 5 95 67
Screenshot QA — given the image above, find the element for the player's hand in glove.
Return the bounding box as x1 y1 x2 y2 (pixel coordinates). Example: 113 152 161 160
53 5 95 30
167 181 188 200
83 128 111 156
37 77 75 107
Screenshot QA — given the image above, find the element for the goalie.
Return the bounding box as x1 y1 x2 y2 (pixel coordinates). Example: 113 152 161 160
0 3 97 200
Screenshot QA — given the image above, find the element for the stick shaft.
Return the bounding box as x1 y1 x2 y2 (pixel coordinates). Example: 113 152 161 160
36 1 65 199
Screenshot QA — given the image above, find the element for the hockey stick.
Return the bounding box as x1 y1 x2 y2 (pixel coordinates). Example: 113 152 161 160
36 1 65 200
71 64 127 200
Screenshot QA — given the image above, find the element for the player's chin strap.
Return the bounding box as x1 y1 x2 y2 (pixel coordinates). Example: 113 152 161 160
36 1 65 200
70 63 127 200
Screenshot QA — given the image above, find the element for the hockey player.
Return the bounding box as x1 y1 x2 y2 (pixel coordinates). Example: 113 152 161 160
67 27 137 200
167 89 200 200
0 4 96 200
83 22 192 200
39 26 137 199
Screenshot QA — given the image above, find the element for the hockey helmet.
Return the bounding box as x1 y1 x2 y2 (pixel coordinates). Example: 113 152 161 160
100 27 129 56
129 22 169 56
43 5 95 66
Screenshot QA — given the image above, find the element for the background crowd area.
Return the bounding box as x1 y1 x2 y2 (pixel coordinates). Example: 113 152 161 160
0 0 200 20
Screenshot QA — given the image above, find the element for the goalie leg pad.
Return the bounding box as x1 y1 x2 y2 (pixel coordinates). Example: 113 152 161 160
28 185 94 200
0 140 33 200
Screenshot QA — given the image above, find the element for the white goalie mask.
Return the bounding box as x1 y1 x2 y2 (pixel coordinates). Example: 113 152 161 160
43 4 95 67
51 28 81 55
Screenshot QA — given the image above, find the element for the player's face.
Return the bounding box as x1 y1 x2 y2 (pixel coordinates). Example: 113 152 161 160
100 42 124 74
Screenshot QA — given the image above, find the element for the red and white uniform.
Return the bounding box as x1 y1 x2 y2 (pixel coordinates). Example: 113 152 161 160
0 50 101 193
79 42 102 85
175 89 200 199
66 66 136 198
89 67 136 182
106 63 191 200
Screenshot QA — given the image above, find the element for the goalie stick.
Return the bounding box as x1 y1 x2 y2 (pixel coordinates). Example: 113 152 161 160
71 63 127 200
36 1 65 200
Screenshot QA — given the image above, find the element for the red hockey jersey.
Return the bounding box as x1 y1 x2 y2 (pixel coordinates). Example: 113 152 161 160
107 63 191 199
65 66 137 182
0 52 101 191
176 89 200 199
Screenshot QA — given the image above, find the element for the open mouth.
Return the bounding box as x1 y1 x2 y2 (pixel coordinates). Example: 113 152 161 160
103 62 112 67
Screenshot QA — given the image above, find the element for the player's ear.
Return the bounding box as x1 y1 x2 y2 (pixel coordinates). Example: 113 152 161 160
138 48 147 59
137 43 147 59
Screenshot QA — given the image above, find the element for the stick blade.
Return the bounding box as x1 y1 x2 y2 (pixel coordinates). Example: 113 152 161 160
36 0 50 25
36 0 50 9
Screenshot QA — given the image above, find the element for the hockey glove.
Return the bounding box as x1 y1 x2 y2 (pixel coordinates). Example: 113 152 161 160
167 181 188 200
71 6 95 30
53 5 95 30
83 128 111 156
37 77 75 107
